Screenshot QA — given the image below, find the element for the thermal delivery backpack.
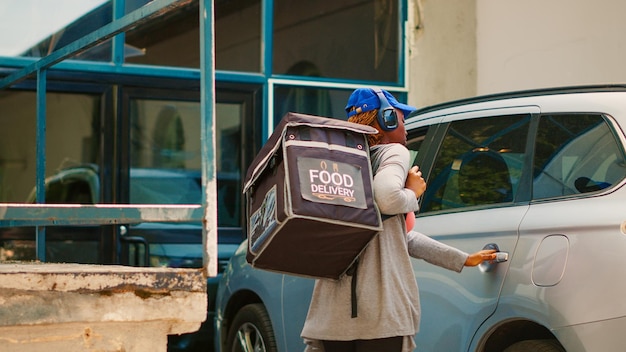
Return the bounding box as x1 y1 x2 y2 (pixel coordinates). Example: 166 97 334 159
243 112 383 280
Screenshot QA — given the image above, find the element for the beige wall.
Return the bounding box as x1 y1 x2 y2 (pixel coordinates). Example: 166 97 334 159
407 0 626 107
476 0 626 94
407 0 478 108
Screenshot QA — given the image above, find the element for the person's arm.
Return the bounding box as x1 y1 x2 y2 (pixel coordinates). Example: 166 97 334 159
407 231 496 272
373 145 420 215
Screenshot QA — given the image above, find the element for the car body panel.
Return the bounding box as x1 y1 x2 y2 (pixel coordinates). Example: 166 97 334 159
278 275 315 351
512 193 626 326
412 205 527 350
215 245 314 351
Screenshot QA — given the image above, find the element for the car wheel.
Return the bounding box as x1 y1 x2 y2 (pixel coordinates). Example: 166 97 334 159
503 339 565 352
226 303 277 352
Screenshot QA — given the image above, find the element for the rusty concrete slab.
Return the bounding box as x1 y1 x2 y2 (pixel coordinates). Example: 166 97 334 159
0 262 208 351
0 262 206 292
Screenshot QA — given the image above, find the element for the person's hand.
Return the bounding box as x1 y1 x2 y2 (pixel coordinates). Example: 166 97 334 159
464 249 497 266
405 166 426 199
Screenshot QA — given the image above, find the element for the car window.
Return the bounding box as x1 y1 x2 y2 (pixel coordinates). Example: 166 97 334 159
406 126 430 167
532 114 626 199
420 114 530 213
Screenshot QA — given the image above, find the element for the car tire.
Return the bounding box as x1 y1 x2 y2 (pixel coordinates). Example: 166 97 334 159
226 303 277 352
503 339 565 352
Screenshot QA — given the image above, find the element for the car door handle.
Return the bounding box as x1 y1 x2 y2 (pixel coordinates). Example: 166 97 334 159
479 243 509 272
494 251 509 263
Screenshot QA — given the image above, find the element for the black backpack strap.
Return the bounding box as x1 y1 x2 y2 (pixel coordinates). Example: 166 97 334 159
346 258 359 318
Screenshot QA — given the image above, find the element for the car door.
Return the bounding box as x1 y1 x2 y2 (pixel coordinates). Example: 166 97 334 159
510 113 626 351
408 107 537 351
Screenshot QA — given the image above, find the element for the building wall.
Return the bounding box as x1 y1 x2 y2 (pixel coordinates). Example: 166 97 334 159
476 0 626 95
407 0 478 108
408 0 626 107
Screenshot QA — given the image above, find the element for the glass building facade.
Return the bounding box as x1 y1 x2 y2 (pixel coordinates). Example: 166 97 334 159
0 0 410 265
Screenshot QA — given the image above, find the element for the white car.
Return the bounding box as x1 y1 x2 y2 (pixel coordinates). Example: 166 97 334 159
215 85 626 352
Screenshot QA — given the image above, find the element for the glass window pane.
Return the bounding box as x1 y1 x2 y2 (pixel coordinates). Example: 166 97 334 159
216 103 243 227
0 92 35 202
129 169 202 205
0 90 102 264
0 91 100 203
5 0 200 64
129 98 244 227
533 114 626 199
3 0 112 60
0 91 102 264
0 234 101 263
406 126 431 166
421 115 530 213
273 0 399 82
273 86 410 127
147 243 203 268
126 0 263 70
274 85 338 125
130 100 202 170
215 0 261 72
46 92 102 192
125 1 200 67
129 99 202 208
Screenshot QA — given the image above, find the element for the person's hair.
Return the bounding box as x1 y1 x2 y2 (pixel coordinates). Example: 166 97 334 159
348 110 382 146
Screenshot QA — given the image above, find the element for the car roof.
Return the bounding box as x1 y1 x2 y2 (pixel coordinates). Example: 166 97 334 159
408 84 626 123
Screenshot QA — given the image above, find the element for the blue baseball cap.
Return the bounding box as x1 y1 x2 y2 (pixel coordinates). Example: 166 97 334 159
345 88 416 118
